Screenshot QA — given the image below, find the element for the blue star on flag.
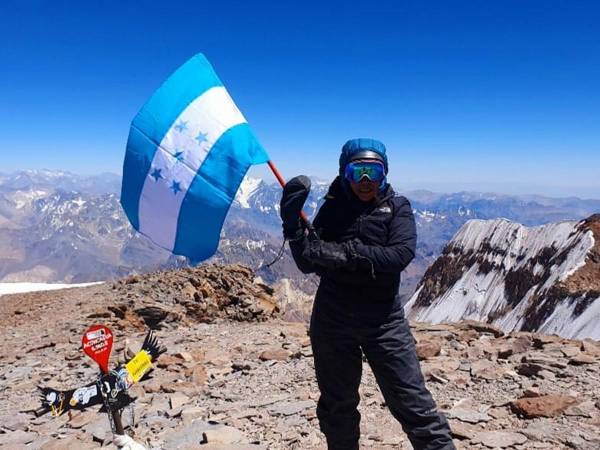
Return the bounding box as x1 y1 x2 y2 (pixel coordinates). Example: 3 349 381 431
150 168 163 181
174 120 188 132
174 150 185 162
195 131 208 144
170 180 182 195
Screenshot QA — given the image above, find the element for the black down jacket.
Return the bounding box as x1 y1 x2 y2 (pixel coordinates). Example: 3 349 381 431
290 176 416 311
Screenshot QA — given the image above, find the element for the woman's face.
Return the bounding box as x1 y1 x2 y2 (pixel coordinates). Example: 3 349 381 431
350 179 380 202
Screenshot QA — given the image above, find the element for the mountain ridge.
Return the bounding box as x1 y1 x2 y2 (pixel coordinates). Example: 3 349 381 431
1 169 599 301
405 214 600 339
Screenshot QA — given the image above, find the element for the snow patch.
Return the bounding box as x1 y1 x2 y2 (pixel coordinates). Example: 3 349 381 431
537 294 600 340
458 206 471 217
415 209 447 222
245 239 266 251
235 177 262 208
0 282 104 297
12 189 50 209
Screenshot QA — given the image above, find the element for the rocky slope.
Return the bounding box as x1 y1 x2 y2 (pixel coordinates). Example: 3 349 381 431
405 215 600 340
1 265 600 449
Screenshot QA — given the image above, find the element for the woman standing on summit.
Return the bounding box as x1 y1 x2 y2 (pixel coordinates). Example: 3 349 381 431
279 139 455 450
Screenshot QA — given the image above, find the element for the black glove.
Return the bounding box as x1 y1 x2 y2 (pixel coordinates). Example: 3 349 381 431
280 175 311 240
302 238 359 271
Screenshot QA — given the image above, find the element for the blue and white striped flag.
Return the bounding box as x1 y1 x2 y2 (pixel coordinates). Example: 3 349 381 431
120 54 269 262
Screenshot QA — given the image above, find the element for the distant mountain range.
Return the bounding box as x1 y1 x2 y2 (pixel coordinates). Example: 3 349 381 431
405 215 600 340
1 170 599 297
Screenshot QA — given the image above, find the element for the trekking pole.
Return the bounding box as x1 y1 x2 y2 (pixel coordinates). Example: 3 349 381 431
267 160 317 238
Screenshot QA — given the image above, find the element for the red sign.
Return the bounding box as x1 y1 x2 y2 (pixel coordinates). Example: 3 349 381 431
82 325 113 373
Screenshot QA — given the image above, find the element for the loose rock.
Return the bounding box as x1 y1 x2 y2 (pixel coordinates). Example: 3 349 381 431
472 430 527 448
511 395 579 418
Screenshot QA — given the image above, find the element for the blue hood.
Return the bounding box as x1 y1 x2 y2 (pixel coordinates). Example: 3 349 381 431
338 138 389 193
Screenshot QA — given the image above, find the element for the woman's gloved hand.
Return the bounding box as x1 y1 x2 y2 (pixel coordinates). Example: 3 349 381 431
280 175 311 240
302 237 359 270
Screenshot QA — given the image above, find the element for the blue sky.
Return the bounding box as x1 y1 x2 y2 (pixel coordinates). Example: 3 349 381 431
1 0 599 198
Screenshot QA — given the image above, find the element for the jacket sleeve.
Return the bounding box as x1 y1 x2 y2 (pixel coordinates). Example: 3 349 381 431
287 204 329 275
288 235 317 274
353 197 417 273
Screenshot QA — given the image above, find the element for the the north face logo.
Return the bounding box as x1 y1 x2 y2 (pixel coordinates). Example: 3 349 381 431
377 206 392 213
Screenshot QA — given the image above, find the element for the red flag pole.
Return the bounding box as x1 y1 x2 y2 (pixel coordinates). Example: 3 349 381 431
267 160 311 225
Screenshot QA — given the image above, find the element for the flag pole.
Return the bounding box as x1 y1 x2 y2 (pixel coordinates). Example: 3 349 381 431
267 160 313 229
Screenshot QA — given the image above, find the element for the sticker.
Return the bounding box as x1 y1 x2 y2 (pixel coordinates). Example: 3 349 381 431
46 391 57 404
115 367 134 391
125 350 153 384
50 392 65 416
70 385 98 406
85 328 107 340
82 325 113 373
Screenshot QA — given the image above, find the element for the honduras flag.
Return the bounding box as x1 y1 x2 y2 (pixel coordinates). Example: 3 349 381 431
121 54 269 262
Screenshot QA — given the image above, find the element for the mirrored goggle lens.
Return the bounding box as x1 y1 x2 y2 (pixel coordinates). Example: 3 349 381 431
345 161 385 183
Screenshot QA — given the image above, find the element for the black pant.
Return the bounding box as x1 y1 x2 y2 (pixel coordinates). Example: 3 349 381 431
310 300 455 450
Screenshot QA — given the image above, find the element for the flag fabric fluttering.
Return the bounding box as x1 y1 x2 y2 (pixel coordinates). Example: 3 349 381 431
121 54 269 262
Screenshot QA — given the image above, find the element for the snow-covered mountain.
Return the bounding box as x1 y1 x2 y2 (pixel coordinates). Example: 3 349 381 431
1 170 599 298
0 172 321 287
0 169 121 195
230 176 328 224
405 215 600 339
0 189 180 283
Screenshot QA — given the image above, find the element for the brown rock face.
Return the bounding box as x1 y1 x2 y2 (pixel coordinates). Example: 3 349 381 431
460 321 504 338
516 363 544 378
188 365 208 385
259 348 292 361
569 354 596 365
472 430 528 448
470 359 503 380
108 263 280 327
562 214 600 294
511 395 579 418
497 336 532 359
581 340 600 356
416 340 442 360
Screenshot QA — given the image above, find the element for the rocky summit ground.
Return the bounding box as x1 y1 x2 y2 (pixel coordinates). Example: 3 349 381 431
0 264 599 450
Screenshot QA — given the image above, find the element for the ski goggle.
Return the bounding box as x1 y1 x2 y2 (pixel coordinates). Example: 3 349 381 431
344 160 386 183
